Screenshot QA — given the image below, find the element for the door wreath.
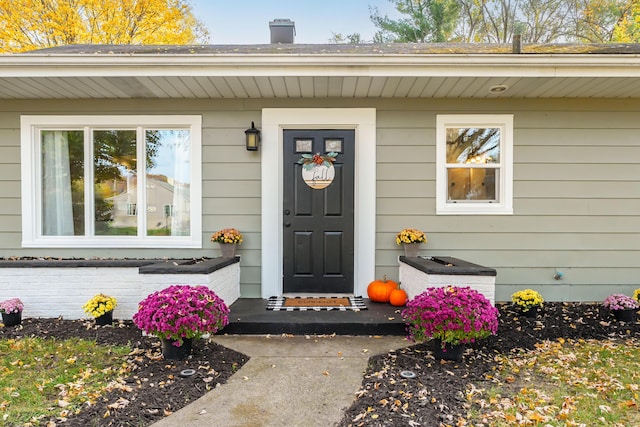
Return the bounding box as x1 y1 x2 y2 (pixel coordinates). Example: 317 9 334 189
297 152 338 189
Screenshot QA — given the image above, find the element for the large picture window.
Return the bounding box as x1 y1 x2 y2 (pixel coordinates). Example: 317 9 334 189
21 116 202 248
436 115 513 215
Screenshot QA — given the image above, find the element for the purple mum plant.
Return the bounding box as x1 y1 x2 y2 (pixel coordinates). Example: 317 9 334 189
402 286 499 349
603 293 639 311
133 285 229 347
0 298 24 314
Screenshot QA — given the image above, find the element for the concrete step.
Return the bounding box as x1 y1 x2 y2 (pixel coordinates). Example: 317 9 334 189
222 298 406 336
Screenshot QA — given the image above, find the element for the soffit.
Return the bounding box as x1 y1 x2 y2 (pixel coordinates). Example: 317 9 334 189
1 43 640 99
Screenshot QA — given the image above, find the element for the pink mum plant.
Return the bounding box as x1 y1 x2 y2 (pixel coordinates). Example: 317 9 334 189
133 285 229 347
0 298 24 314
603 293 639 311
402 286 499 348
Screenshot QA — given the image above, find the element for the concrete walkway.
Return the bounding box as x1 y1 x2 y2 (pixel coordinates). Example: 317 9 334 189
152 335 410 427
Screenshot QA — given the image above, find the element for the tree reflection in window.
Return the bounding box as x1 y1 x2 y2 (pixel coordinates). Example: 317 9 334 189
446 127 500 202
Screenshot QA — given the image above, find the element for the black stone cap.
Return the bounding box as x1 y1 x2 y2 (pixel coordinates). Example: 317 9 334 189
400 256 496 277
0 257 240 274
139 257 239 274
0 258 158 268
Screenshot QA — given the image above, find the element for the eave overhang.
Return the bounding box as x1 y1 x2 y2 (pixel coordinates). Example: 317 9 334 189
1 43 640 99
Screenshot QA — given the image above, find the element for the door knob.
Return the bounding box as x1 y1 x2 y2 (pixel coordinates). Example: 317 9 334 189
284 209 291 215
284 222 291 227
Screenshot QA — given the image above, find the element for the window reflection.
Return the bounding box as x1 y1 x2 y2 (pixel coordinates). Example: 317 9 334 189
145 130 191 236
447 168 498 201
93 130 137 235
446 127 500 164
41 130 84 236
446 126 500 202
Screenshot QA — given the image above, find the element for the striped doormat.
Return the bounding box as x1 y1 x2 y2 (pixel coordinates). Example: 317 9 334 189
266 296 367 311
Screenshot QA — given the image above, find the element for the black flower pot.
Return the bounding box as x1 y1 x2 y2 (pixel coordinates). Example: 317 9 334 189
1 311 22 327
95 310 113 326
520 306 539 318
432 339 464 362
161 338 193 360
613 308 636 322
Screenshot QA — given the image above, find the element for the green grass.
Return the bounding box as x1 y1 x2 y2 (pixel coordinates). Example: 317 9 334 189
3 335 640 426
468 338 640 426
0 337 131 426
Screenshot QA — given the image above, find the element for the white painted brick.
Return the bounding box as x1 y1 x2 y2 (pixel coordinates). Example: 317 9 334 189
0 263 240 320
399 262 495 305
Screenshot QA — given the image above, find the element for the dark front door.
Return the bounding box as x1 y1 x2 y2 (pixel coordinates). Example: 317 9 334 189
283 129 355 294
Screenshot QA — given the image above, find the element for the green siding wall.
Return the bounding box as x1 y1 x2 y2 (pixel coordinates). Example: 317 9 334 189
1 98 639 301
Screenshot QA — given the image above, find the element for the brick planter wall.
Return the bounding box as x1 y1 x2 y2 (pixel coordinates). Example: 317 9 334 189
0 258 240 319
398 256 496 305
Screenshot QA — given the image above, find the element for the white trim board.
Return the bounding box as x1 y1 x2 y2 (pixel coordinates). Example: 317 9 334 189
261 108 377 298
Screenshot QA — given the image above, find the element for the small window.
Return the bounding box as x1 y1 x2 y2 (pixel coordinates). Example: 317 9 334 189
21 115 202 248
436 115 513 215
126 203 138 216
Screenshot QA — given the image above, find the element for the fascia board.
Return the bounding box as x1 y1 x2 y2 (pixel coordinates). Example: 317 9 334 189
1 54 640 78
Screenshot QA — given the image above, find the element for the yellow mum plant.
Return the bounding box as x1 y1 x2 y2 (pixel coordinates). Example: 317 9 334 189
634 288 640 303
211 228 243 244
83 293 117 318
511 289 544 312
396 228 427 245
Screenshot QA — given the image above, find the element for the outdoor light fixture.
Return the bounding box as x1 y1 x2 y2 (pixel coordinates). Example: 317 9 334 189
245 121 260 151
489 84 509 94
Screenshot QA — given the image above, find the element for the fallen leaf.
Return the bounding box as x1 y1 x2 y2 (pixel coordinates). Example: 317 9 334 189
352 412 366 422
107 398 130 410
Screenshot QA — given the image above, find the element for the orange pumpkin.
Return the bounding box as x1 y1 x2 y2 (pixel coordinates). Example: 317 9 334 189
367 275 398 303
389 286 408 307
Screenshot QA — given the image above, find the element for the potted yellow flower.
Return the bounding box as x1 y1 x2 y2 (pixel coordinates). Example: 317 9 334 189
211 228 243 257
396 228 427 257
511 289 544 317
83 293 117 326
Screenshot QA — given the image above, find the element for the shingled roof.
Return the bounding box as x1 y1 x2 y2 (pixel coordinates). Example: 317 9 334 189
23 42 640 56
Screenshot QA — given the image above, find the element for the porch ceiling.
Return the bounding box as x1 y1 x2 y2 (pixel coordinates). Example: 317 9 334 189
1 43 640 100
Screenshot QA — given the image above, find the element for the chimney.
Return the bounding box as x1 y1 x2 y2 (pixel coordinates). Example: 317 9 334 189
512 34 522 54
269 19 295 43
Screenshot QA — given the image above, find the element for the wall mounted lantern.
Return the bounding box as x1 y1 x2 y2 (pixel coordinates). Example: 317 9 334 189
245 121 260 151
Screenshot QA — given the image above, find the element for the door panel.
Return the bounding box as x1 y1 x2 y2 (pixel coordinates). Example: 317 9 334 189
283 129 354 294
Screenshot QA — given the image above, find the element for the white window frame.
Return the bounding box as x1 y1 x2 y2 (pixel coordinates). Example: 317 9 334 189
436 114 513 215
20 115 202 248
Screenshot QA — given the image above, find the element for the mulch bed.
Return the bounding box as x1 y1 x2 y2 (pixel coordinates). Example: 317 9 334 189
0 318 249 426
1 302 638 426
338 302 640 426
